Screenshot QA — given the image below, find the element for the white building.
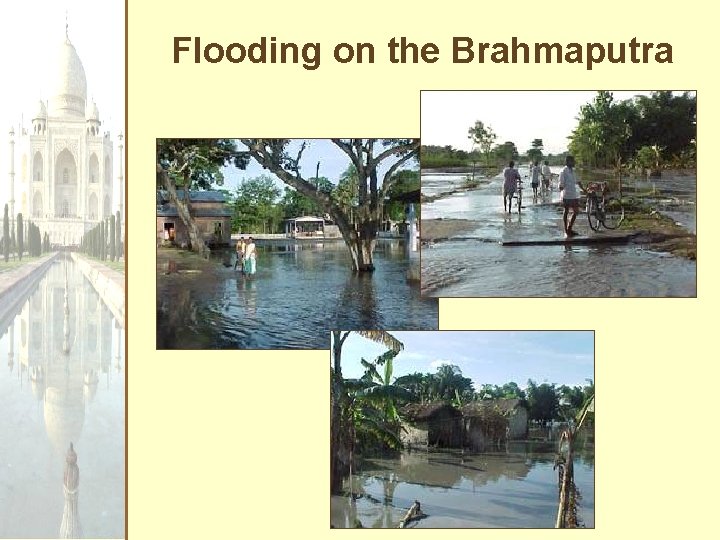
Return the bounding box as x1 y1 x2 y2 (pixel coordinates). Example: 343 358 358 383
8 26 123 247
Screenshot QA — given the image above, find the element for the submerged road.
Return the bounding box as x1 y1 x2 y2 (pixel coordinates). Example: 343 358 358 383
420 167 696 297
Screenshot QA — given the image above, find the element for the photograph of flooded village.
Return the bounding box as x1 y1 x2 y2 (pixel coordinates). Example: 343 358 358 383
421 90 696 297
156 139 438 349
0 1 125 537
330 331 594 528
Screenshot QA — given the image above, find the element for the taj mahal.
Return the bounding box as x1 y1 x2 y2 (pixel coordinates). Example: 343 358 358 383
7 25 124 247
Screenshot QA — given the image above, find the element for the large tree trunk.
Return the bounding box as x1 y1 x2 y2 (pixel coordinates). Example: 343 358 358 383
330 332 349 494
342 219 377 273
241 139 417 273
159 169 209 258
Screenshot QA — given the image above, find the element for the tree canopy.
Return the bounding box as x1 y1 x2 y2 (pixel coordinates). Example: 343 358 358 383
568 91 696 168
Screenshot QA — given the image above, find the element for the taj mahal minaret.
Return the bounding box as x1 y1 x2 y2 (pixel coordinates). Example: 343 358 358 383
10 23 120 246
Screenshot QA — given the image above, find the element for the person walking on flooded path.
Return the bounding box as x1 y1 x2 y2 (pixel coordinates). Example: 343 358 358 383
558 155 583 238
243 237 257 275
502 161 521 213
530 160 540 200
234 237 246 272
541 160 553 192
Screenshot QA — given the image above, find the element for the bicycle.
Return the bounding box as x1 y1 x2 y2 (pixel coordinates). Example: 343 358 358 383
512 178 524 213
541 173 557 198
585 181 624 231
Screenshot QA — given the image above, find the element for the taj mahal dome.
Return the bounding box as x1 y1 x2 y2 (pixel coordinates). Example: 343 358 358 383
8 26 124 247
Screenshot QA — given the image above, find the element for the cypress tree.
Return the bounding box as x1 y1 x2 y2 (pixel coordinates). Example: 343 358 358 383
9 225 15 261
109 214 116 261
115 210 122 261
102 220 107 260
17 213 23 260
3 204 10 262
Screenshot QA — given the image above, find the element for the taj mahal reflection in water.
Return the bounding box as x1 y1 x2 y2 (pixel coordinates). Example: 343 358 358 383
0 258 125 538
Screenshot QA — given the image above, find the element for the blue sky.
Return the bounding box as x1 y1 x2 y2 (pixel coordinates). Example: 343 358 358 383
221 139 418 194
335 331 594 389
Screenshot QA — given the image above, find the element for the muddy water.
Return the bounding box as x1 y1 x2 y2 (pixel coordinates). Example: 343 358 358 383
331 432 594 528
0 258 125 538
421 167 696 297
156 240 438 349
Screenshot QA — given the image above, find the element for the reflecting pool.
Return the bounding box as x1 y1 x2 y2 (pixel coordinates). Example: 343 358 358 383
0 258 125 538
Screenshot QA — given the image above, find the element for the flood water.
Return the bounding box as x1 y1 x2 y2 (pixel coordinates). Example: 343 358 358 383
331 428 594 528
421 167 696 297
156 240 438 349
0 257 125 538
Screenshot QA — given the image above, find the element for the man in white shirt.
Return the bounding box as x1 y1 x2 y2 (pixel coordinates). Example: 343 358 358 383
502 160 521 213
558 155 583 238
530 160 540 199
541 160 552 192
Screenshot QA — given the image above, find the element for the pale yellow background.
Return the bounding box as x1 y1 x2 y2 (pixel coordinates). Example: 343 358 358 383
128 0 715 537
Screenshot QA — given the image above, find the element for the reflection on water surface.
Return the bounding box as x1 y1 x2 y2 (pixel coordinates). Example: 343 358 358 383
0 258 125 538
331 431 594 528
157 241 438 349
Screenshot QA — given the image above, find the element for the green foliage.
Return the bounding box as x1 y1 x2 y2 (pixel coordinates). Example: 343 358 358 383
100 220 106 261
394 365 474 403
385 169 419 222
157 138 247 190
344 347 411 455
420 145 478 168
25 221 42 257
526 379 559 422
631 91 696 160
468 120 497 167
568 91 696 168
279 178 331 219
494 141 519 164
331 165 358 209
231 175 283 233
109 214 116 261
526 139 544 163
635 145 660 170
115 211 122 259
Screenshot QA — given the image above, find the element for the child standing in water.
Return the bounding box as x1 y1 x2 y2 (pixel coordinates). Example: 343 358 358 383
234 237 246 272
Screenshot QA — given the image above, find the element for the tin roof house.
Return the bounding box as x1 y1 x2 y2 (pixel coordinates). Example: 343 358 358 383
156 190 232 248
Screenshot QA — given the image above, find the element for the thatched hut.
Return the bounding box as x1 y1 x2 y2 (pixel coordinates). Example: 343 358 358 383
462 398 528 451
400 403 463 449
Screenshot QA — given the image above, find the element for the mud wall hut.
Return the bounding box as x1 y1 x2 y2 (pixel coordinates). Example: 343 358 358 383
462 398 528 451
400 403 463 449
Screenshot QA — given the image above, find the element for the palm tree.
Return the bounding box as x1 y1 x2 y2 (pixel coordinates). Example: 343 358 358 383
330 331 404 494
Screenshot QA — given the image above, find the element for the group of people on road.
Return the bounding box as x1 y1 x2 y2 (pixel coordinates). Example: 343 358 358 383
502 155 583 238
234 236 257 275
502 159 556 212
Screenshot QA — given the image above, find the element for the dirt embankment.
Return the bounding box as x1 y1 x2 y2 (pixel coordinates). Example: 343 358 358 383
620 211 696 260
581 167 696 177
421 219 481 242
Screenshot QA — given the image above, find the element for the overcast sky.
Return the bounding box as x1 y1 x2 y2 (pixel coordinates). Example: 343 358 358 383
336 331 594 390
421 90 685 156
0 0 125 210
